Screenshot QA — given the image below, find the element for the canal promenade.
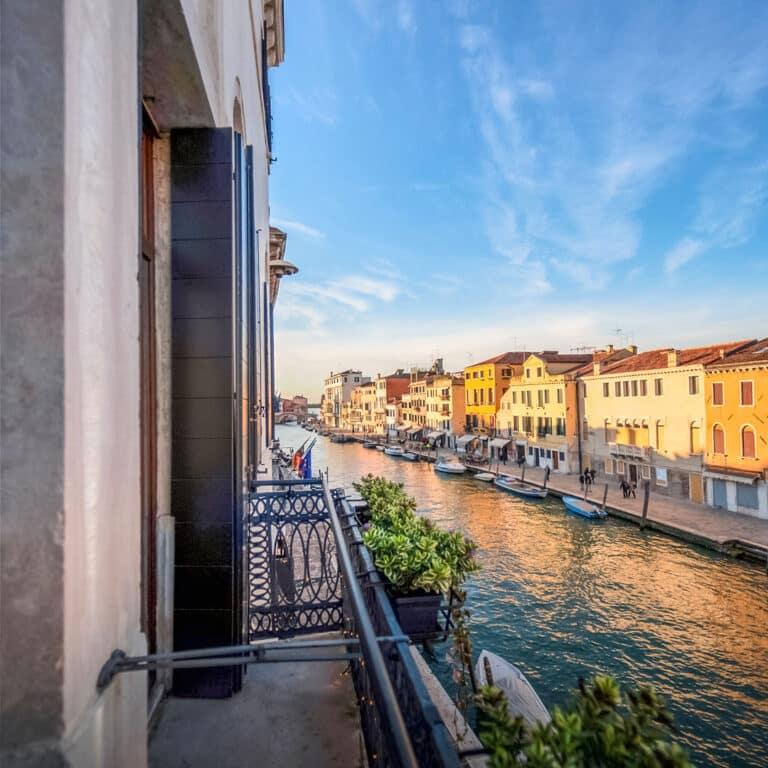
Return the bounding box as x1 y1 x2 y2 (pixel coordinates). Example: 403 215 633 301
330 433 768 564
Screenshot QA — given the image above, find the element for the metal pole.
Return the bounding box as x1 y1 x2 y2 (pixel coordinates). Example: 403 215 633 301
640 480 650 529
322 481 420 768
601 483 608 511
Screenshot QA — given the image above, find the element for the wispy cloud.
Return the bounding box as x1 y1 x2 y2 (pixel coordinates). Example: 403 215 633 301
663 238 706 274
276 87 337 126
396 0 416 34
664 160 768 273
456 4 768 290
333 275 399 301
271 217 325 239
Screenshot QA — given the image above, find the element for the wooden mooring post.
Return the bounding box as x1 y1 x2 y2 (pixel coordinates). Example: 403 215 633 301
640 480 650 530
601 483 608 511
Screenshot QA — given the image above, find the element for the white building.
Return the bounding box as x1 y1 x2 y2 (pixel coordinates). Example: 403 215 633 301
1 2 288 765
322 369 370 428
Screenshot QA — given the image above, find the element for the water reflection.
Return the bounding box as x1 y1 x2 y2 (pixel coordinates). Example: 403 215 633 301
279 427 768 767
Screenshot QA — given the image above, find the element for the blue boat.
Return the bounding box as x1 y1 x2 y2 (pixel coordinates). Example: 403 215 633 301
562 495 608 519
494 475 548 499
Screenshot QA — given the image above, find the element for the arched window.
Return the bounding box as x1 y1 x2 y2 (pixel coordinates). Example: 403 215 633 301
689 421 701 453
712 424 725 455
741 426 756 459
655 420 665 450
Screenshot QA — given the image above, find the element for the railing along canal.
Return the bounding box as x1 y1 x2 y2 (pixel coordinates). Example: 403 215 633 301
95 476 461 767
250 477 461 768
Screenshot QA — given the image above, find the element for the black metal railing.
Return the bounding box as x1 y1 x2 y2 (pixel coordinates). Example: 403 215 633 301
331 489 461 768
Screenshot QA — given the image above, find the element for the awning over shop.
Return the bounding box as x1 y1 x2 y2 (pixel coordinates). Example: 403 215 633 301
426 431 445 441
407 425 423 434
489 438 511 449
703 468 761 485
456 434 477 448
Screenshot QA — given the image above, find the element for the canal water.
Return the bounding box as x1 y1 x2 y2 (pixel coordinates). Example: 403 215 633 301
277 427 768 767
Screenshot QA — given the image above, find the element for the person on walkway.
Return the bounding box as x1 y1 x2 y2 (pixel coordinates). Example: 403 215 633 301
585 471 592 489
579 473 585 489
620 479 628 498
589 468 597 484
631 481 637 499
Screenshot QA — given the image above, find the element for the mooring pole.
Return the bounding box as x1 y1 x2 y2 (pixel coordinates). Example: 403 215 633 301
640 480 650 530
601 483 608 511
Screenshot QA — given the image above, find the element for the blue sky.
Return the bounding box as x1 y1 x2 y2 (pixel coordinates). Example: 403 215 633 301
270 0 768 400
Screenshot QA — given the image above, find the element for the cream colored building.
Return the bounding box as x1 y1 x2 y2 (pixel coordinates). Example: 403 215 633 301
373 371 411 434
581 343 750 501
425 374 466 448
322 369 369 428
497 352 592 471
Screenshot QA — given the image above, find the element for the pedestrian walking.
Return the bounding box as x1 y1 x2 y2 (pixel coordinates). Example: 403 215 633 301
620 479 628 498
631 481 637 499
589 468 597 484
579 473 585 488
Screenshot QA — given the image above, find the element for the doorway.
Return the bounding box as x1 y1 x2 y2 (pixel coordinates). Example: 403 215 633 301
628 464 638 484
689 474 703 504
552 451 559 470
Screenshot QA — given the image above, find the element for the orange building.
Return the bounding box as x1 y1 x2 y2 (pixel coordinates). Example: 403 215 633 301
463 352 526 435
704 339 768 518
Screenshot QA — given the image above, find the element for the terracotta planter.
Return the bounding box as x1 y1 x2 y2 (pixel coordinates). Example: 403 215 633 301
389 591 442 636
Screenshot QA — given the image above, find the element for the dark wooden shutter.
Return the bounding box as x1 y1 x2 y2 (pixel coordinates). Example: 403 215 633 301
171 128 240 698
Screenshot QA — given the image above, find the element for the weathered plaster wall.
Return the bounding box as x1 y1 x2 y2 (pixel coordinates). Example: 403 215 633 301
0 0 66 759
62 0 146 765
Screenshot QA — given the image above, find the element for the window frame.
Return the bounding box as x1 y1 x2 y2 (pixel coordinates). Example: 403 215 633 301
712 423 725 455
741 424 757 459
740 380 754 407
711 381 724 406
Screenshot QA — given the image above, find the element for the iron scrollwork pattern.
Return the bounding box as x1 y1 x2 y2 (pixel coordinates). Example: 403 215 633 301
248 487 343 639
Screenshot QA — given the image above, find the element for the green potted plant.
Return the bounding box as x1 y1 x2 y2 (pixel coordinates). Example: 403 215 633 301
354 475 479 636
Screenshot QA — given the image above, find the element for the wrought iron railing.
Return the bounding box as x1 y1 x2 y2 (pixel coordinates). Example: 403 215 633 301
332 489 461 768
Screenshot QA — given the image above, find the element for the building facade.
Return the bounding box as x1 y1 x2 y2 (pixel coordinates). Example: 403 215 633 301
464 353 526 435
374 371 411 434
1 1 287 765
321 369 369 428
704 340 768 518
497 353 592 471
425 374 466 447
581 343 751 501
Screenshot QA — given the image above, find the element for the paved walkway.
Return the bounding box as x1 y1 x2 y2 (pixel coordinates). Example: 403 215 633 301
439 449 768 562
149 638 363 768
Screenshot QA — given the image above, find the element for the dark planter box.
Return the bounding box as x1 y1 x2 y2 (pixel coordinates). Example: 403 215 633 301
389 591 442 636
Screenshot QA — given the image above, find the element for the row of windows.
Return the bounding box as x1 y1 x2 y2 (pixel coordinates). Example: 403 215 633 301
503 415 567 436
712 424 757 458
467 388 495 406
503 388 564 407
711 380 754 406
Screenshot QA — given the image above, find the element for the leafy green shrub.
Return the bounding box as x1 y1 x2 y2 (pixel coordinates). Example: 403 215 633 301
476 675 693 768
353 474 479 595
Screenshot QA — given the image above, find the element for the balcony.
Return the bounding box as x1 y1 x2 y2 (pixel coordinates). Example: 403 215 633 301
133 479 466 767
608 443 651 459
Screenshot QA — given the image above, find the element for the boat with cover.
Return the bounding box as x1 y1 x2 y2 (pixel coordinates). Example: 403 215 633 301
475 650 551 729
402 452 419 461
562 495 608 519
474 472 496 482
362 441 377 449
384 446 405 456
375 445 386 451
494 475 548 499
434 458 468 474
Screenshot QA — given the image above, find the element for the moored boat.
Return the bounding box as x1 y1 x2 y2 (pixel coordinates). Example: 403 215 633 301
562 495 608 519
384 446 405 457
474 472 496 482
375 445 386 451
475 649 551 729
402 452 419 461
434 458 468 474
362 441 377 449
494 475 548 499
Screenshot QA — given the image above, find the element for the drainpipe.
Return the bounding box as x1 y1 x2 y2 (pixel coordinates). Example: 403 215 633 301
576 380 584 474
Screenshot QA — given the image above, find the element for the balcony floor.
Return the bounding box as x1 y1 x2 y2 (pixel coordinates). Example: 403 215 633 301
149 634 363 768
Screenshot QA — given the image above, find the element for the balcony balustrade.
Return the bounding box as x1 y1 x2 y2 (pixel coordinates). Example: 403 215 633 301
608 442 651 459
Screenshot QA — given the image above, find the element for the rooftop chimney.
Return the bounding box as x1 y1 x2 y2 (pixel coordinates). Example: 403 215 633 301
593 361 603 376
627 345 637 355
606 344 614 353
667 349 680 368
719 348 726 359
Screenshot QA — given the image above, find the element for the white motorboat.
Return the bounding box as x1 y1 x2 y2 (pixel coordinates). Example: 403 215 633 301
475 649 551 729
384 446 405 457
402 452 419 461
474 472 496 482
434 458 467 474
494 475 548 499
375 445 386 451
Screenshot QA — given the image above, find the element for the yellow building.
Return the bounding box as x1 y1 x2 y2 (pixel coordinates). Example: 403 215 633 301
704 339 768 518
463 352 526 436
497 352 591 471
581 342 751 502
